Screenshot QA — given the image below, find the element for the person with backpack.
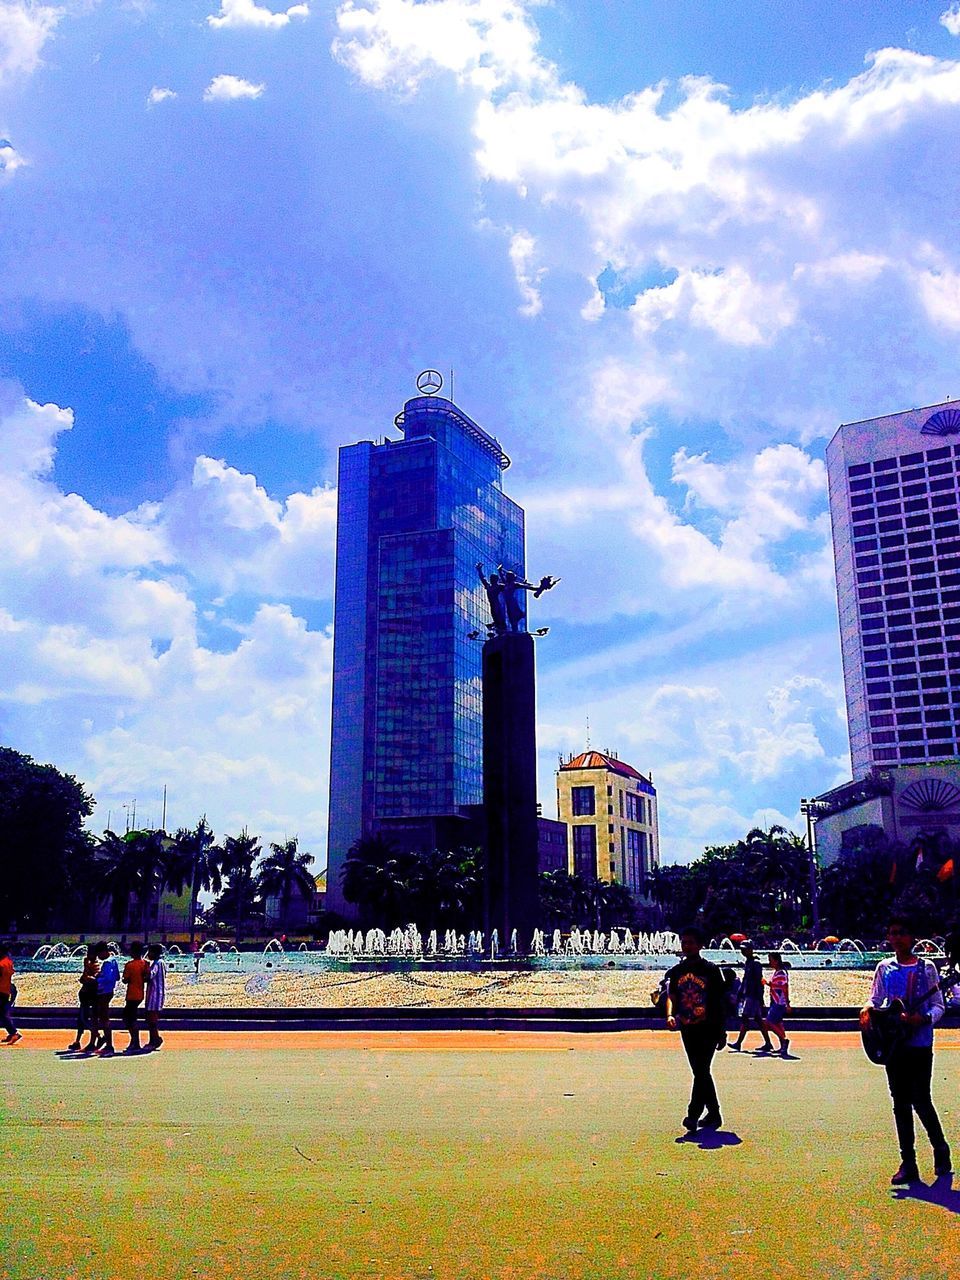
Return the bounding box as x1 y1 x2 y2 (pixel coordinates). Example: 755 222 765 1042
665 924 728 1132
89 941 120 1057
860 914 951 1185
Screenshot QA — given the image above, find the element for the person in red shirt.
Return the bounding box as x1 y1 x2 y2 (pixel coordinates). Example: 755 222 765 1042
121 941 152 1053
0 943 22 1044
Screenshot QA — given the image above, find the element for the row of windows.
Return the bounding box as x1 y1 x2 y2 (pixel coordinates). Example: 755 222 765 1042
874 743 959 761
848 444 959 477
852 489 958 527
857 565 960 591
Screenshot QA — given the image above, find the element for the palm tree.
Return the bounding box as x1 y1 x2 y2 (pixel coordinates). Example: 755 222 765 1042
257 837 316 933
174 818 222 947
220 829 261 944
97 828 168 938
411 847 482 930
341 834 419 928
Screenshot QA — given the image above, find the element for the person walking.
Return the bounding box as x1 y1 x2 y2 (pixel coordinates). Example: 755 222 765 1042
67 942 100 1052
121 941 151 1053
144 944 167 1051
761 952 791 1057
860 914 951 1185
90 941 120 1057
730 941 773 1052
0 943 22 1045
665 924 728 1131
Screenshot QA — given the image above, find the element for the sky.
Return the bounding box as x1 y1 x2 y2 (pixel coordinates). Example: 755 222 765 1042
3 0 960 867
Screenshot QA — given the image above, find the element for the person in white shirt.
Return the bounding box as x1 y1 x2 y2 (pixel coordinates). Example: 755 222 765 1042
860 914 951 1185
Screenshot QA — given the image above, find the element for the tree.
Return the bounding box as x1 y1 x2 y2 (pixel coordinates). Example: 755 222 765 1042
257 837 316 931
96 828 169 938
341 834 420 928
0 747 96 930
219 829 262 943
174 818 221 946
410 847 482 931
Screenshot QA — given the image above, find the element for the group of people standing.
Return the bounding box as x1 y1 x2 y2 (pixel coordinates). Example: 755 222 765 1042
68 940 167 1055
664 918 952 1185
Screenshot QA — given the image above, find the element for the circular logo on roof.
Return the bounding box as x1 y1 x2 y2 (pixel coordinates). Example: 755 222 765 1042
416 369 443 396
900 779 960 813
921 408 960 437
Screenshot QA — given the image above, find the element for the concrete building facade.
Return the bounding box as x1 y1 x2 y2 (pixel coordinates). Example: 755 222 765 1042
556 751 659 891
825 400 960 774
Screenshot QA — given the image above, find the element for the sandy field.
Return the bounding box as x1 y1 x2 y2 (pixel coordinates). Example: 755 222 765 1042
14 963 874 1008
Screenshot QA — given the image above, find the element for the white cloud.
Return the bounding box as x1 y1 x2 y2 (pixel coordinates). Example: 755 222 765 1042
333 0 554 96
147 86 177 105
0 389 335 858
0 1 61 83
203 73 265 101
0 136 25 173
507 229 544 316
208 0 309 29
941 5 960 37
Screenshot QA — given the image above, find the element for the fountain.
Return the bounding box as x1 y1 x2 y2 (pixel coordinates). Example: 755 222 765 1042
262 938 284 954
199 940 221 955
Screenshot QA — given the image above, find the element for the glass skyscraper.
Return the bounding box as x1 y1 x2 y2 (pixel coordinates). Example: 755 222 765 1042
826 399 960 776
325 387 525 916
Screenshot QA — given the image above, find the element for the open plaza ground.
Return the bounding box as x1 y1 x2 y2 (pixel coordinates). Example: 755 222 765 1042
14 964 873 1010
4 1028 960 1280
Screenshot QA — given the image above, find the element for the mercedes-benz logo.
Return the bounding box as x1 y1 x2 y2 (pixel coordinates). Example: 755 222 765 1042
416 369 443 396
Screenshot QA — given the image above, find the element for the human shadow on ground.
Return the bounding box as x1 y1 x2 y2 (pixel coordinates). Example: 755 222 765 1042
892 1173 960 1215
675 1130 743 1149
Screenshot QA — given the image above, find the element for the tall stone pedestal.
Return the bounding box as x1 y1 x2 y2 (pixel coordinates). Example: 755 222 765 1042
482 631 539 948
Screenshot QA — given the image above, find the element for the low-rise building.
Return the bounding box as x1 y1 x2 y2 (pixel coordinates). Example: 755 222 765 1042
809 762 960 865
556 751 659 890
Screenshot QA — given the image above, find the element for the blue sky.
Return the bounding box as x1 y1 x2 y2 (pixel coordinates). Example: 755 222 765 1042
3 0 960 865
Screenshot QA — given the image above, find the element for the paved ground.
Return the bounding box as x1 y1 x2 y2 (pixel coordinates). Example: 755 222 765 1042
3 1030 960 1280
16 963 874 1008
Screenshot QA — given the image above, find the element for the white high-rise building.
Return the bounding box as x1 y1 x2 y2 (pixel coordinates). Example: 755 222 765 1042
825 399 960 774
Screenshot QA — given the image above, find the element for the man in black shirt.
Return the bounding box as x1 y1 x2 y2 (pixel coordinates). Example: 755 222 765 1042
665 924 728 1131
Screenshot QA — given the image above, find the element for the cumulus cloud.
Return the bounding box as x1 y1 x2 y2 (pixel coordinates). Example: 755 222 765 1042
0 137 25 174
147 86 176 105
335 8 960 439
942 5 960 37
0 388 335 857
203 73 265 101
333 0 554 95
0 0 60 83
208 0 309 29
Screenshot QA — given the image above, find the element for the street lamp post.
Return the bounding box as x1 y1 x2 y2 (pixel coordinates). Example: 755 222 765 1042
800 798 829 934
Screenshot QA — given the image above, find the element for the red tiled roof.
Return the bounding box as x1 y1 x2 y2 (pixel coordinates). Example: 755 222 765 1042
559 750 645 780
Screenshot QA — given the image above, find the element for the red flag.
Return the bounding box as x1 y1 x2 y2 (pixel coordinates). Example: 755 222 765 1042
937 859 954 883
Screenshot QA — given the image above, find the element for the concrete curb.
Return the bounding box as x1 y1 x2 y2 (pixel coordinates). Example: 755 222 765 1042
16 1005 960 1034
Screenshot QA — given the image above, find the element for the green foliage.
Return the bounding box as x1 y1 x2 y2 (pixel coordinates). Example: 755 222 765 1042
173 817 221 945
820 826 960 940
341 836 481 930
643 825 814 936
257 837 316 929
97 827 169 933
0 746 96 929
218 829 262 942
537 871 649 931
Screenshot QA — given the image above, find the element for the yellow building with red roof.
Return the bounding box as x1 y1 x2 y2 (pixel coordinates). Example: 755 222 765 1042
556 750 659 890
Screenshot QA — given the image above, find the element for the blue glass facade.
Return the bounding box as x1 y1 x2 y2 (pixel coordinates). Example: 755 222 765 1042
326 395 525 916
